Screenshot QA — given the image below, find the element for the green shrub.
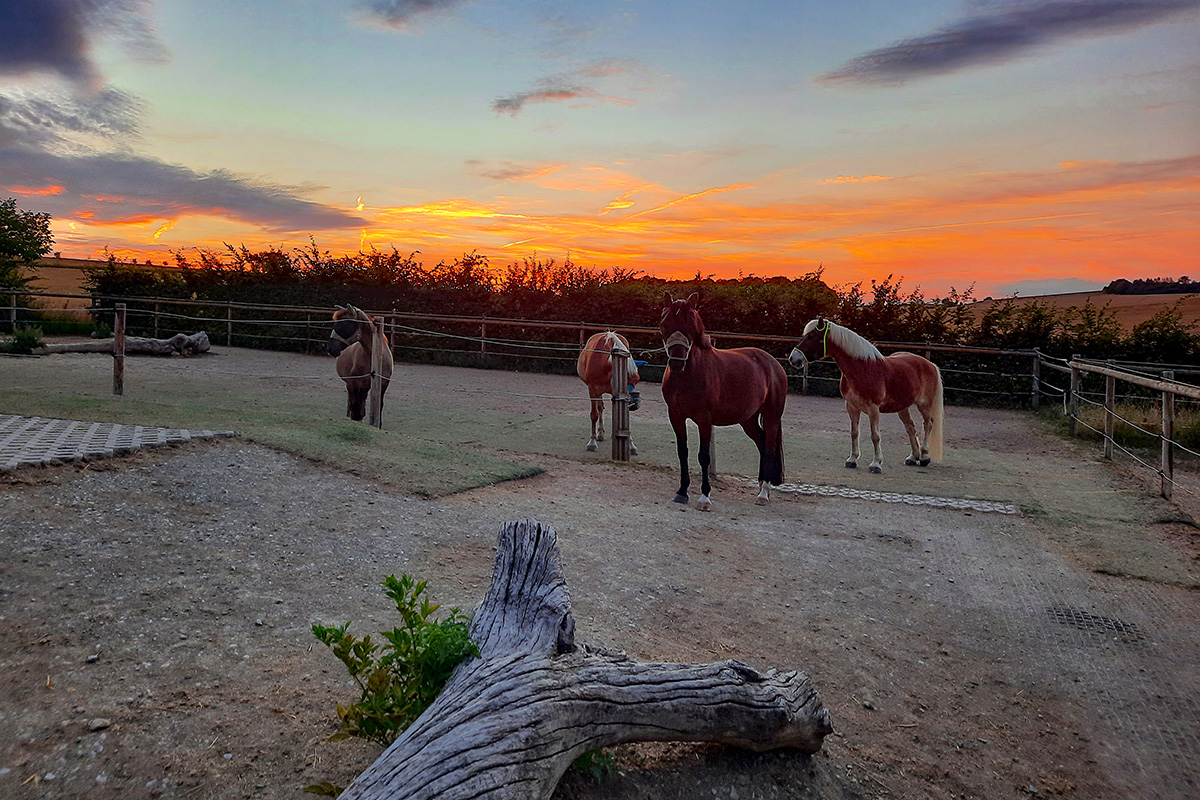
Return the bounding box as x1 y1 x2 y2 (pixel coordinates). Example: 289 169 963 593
0 325 43 355
311 574 479 748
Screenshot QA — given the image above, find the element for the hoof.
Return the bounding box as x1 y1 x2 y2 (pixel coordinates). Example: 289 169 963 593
630 444 639 456
696 499 712 512
905 456 918 466
869 464 882 474
919 457 931 467
673 493 689 504
755 496 770 506
845 460 857 469
597 434 605 442
586 442 597 452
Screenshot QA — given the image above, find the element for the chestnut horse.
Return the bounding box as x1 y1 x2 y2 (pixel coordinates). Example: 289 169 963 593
789 317 943 472
577 331 641 454
328 305 394 422
660 292 787 510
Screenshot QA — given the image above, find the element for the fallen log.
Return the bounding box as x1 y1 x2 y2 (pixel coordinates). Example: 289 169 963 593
38 331 211 356
341 519 832 800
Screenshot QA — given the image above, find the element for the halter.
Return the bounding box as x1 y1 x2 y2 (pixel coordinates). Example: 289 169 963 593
663 330 693 362
816 319 831 359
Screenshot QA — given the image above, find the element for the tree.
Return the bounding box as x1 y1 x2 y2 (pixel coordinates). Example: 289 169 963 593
0 197 54 289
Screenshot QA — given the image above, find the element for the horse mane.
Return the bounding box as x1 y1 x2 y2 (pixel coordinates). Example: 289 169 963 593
603 331 639 379
804 319 883 362
333 305 374 329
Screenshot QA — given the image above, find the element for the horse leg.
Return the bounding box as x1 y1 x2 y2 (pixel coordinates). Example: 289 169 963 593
867 407 883 473
669 409 690 504
696 421 714 511
740 417 772 505
350 383 368 422
846 404 861 468
918 403 934 466
899 408 922 466
596 396 606 442
587 397 601 451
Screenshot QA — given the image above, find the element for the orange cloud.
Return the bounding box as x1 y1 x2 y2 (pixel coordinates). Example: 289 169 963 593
7 184 64 195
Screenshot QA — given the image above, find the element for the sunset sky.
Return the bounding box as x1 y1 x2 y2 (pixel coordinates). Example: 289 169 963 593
1 0 1197 296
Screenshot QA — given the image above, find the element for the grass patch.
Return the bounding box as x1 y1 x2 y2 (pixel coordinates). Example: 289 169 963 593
0 352 542 496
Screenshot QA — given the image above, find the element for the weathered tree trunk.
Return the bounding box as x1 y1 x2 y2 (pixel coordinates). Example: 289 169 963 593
341 519 832 800
38 331 211 356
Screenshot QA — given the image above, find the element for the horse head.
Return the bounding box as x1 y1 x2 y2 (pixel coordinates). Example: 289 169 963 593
789 317 832 367
328 304 366 356
660 291 705 372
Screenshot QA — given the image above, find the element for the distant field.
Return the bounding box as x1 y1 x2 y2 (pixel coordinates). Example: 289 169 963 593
969 291 1200 330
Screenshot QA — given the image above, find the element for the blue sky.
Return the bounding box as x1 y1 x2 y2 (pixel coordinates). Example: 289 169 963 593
2 0 1197 296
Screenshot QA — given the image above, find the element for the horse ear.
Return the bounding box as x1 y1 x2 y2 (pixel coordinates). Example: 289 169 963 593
662 291 672 307
687 292 699 308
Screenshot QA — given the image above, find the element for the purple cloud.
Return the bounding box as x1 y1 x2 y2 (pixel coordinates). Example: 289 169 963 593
818 0 1200 86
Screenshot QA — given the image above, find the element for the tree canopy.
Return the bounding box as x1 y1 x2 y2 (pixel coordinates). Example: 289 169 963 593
0 197 54 289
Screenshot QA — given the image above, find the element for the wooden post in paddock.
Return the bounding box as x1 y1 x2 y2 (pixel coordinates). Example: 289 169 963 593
1103 368 1116 460
610 340 632 462
480 317 487 362
1031 348 1041 410
368 316 384 429
225 302 233 346
1162 370 1175 500
1068 355 1081 437
338 519 831 800
112 303 126 396
801 358 809 395
7 292 14 333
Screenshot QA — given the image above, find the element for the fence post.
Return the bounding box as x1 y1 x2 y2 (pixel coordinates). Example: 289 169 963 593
1068 355 1080 436
8 292 15 333
368 317 385 429
153 302 160 339
579 324 585 348
304 313 311 355
1162 370 1175 500
226 303 233 346
609 340 631 462
112 303 126 396
801 358 809 395
481 317 487 362
1103 370 1115 460
1031 348 1041 410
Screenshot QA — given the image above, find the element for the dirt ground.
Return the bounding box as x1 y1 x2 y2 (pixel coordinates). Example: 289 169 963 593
1 349 1198 800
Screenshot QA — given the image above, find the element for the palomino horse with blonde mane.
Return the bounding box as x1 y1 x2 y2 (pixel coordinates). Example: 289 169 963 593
660 292 787 510
328 305 394 422
577 331 641 454
789 317 943 473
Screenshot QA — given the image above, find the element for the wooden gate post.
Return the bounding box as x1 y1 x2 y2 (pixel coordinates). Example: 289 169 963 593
153 302 160 339
801 358 809 395
610 340 631 462
1103 371 1115 460
8 292 15 333
1068 355 1081 437
1162 371 1175 500
368 316 385 429
226 303 233 346
112 303 126 396
480 317 487 362
1031 348 1041 410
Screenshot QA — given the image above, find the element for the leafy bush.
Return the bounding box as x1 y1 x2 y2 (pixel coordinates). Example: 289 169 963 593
311 574 479 748
0 325 43 355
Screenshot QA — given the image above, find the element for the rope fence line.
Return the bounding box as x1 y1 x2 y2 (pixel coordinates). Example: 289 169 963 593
10 290 1200 502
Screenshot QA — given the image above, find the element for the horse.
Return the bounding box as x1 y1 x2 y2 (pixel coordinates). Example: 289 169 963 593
660 292 787 510
576 331 641 455
788 317 943 473
328 305 394 422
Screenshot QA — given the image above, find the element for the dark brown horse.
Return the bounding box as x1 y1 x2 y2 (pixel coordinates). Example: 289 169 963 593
328 305 394 422
660 292 787 510
789 317 943 472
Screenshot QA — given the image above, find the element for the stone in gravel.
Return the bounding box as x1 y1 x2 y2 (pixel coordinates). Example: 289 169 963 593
88 718 111 731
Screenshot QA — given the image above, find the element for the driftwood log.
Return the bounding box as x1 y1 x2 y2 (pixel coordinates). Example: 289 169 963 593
38 331 211 356
341 519 832 800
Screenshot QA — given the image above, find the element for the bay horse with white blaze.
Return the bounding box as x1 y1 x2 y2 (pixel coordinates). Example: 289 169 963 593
789 318 943 473
577 331 641 454
328 305 394 422
660 292 787 510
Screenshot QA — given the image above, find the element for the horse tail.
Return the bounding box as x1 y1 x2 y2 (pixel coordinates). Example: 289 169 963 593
929 364 945 462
